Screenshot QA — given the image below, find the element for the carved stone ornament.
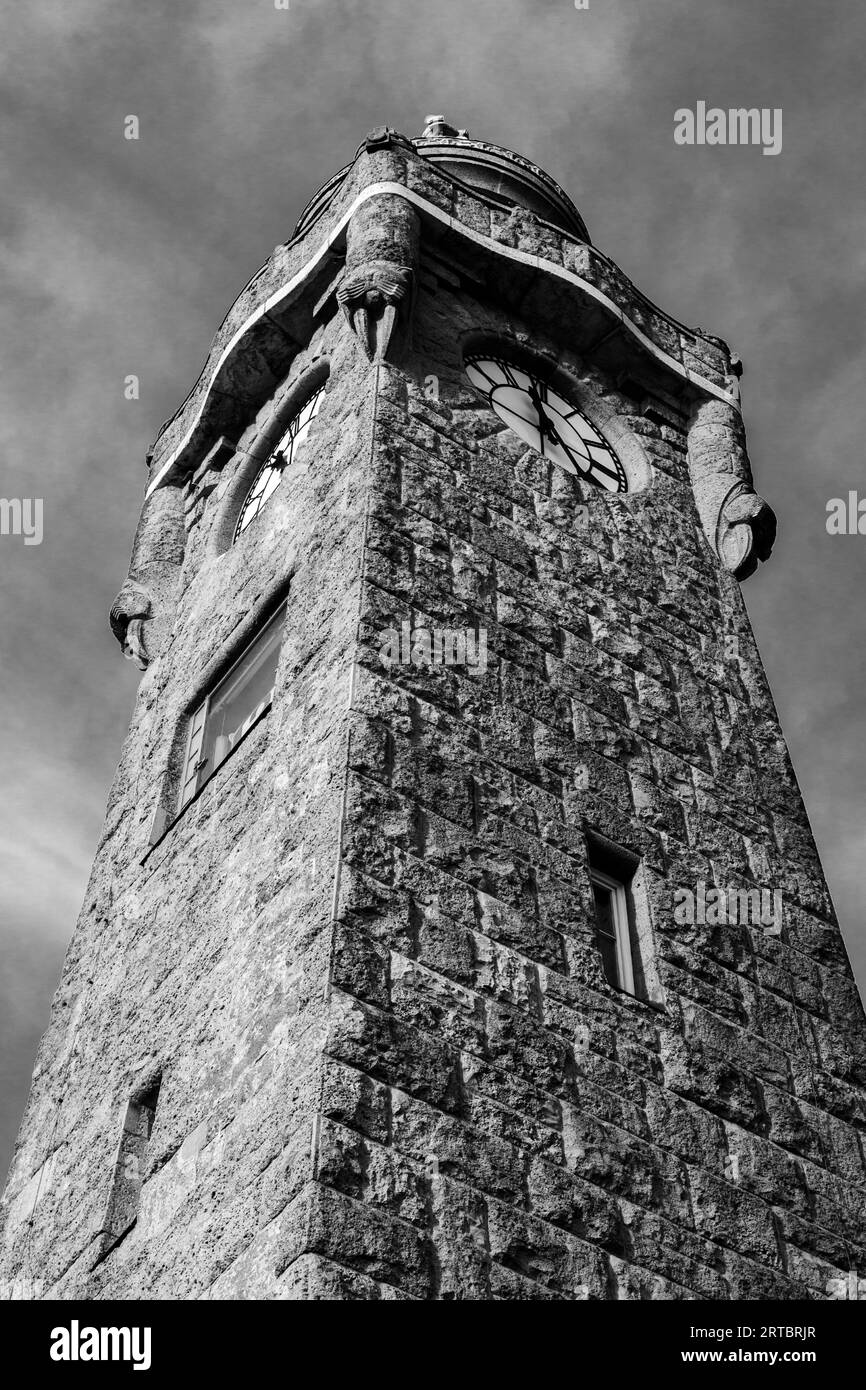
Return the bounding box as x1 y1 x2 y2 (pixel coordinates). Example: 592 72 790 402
108 484 185 671
687 394 776 582
421 114 471 139
337 261 414 362
715 478 777 580
364 126 395 150
723 352 743 407
109 581 153 670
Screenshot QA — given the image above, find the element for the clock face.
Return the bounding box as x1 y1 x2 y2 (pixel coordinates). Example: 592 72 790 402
465 355 627 492
234 384 325 541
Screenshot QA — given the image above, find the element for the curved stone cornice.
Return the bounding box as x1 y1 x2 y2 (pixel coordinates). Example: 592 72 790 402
145 158 739 499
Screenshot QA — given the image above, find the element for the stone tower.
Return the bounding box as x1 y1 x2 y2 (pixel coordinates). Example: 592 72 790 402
3 118 865 1302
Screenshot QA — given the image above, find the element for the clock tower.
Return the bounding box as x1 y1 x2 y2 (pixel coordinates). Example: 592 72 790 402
3 118 865 1301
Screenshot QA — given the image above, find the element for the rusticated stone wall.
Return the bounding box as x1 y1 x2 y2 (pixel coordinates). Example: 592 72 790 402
0 316 373 1299
2 133 865 1302
312 273 866 1300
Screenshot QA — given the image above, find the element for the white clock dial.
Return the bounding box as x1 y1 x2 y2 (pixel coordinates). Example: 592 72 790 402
465 356 627 492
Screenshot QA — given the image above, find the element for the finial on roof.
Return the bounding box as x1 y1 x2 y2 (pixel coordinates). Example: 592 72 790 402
422 114 470 138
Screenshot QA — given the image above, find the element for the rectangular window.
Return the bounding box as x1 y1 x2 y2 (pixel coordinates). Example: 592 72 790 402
101 1075 162 1253
585 831 663 1004
179 604 285 810
590 866 635 994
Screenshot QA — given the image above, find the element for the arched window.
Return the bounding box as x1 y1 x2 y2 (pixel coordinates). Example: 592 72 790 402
233 381 326 541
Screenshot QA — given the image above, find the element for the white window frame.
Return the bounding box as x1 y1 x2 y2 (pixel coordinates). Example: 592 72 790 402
589 866 635 995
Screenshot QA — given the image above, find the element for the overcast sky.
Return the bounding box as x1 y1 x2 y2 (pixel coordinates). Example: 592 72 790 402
2 0 865 1182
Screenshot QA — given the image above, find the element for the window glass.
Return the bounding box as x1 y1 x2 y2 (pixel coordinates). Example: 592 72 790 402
589 864 636 994
592 881 620 986
179 605 285 809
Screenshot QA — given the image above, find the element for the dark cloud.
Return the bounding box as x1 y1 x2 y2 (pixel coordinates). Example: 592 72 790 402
3 0 865 1178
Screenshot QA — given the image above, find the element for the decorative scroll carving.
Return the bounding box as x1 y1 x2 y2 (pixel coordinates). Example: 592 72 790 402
110 582 152 670
687 379 775 582
109 484 185 670
715 478 776 577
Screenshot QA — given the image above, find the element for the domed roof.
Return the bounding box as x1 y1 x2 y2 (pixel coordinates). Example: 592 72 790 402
292 117 589 243
413 116 589 241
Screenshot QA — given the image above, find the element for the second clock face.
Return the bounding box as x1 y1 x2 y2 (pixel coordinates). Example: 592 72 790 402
465 355 628 492
234 383 325 541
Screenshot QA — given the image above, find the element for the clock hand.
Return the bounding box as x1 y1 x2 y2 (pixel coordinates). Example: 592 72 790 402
524 382 568 453
534 400 561 444
528 384 556 434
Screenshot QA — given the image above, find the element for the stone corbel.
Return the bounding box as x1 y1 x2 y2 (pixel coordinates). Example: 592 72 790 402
110 581 152 669
338 195 420 363
687 362 775 581
110 483 186 670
